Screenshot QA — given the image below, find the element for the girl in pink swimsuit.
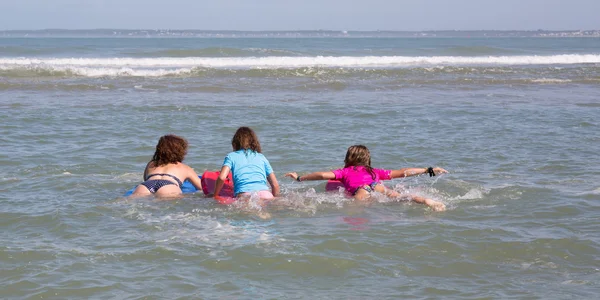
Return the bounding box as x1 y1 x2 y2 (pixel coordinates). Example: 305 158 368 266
285 145 447 211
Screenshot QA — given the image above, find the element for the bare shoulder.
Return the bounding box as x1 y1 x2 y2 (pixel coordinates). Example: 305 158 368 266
144 161 156 177
181 163 198 175
173 162 189 171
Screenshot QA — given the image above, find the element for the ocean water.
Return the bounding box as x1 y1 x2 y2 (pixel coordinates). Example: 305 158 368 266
1 33 600 299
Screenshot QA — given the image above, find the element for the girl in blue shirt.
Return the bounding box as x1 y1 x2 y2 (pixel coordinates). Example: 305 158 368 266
214 127 280 202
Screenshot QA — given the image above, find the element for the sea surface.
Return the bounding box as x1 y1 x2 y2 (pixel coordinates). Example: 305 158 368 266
1 32 600 299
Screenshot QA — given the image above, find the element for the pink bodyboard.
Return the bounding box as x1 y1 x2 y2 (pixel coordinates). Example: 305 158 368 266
325 180 345 192
201 171 236 204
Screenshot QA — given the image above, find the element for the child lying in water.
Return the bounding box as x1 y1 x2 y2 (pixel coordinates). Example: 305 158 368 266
285 145 447 211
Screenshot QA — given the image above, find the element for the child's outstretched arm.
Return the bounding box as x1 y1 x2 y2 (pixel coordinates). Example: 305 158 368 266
390 167 448 179
285 171 336 182
267 173 280 196
214 165 231 200
185 165 203 191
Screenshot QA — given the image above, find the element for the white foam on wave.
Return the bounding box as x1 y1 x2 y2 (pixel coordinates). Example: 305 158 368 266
1 54 599 70
589 187 600 195
530 78 573 83
0 64 194 77
1 54 599 77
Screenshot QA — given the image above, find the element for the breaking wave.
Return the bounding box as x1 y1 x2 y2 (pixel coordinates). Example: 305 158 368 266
1 54 599 80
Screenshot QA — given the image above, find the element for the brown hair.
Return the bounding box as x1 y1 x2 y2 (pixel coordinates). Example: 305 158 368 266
231 127 262 153
151 134 188 166
344 145 375 179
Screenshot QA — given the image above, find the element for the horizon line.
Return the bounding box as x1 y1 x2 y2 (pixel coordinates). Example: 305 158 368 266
2 28 599 32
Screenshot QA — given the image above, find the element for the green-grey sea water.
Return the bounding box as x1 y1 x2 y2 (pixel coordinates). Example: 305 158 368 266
1 33 599 299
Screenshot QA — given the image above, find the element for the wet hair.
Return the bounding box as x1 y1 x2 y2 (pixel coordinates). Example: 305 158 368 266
151 134 188 166
344 145 375 180
231 127 262 153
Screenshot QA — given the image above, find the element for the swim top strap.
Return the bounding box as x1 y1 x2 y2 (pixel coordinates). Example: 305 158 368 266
145 173 183 187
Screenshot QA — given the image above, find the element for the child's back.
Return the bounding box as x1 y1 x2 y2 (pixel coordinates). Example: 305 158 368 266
214 127 280 201
224 149 273 195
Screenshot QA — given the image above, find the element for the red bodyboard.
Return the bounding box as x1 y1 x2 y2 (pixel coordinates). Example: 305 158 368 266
201 171 236 204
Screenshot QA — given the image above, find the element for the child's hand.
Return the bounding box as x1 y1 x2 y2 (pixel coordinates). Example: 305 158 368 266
433 167 448 175
284 172 299 180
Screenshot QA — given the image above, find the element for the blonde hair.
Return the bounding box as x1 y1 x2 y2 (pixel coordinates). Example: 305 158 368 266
344 145 375 179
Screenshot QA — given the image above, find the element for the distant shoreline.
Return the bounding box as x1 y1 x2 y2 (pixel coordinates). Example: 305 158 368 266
1 29 599 38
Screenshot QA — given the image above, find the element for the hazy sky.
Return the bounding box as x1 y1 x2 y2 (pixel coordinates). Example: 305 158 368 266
1 0 599 31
